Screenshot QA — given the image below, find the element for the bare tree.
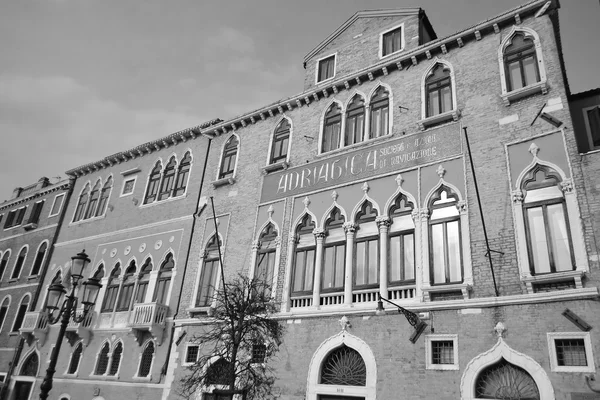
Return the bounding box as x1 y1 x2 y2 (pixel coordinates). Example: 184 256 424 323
179 274 285 400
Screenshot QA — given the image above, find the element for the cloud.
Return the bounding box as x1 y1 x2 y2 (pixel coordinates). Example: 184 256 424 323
0 74 207 201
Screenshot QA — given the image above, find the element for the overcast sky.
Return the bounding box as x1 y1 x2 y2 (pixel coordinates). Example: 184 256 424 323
1 0 598 202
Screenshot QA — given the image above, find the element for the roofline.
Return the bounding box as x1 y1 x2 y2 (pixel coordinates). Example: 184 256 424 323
0 179 72 211
304 8 422 63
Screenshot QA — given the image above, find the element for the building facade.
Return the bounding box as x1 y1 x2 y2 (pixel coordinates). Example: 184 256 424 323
169 1 600 399
0 177 72 399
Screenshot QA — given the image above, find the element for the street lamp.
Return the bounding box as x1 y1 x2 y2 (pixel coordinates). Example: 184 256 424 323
375 293 427 344
39 250 102 400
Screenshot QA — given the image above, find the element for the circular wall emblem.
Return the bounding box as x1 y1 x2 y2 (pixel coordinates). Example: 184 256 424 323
154 240 162 250
124 246 131 256
139 243 146 253
110 248 117 258
169 235 175 243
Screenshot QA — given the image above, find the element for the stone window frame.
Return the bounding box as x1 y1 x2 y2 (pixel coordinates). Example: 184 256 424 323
134 339 156 380
11 292 31 333
64 340 84 377
264 116 293 172
0 250 11 282
28 240 49 277
498 26 548 106
425 334 459 370
379 22 405 59
248 219 282 300
10 245 29 281
582 104 600 151
48 192 66 217
0 295 11 333
182 343 200 366
418 58 460 130
191 231 225 311
120 175 137 197
71 175 113 224
213 133 240 188
315 52 337 85
547 331 595 373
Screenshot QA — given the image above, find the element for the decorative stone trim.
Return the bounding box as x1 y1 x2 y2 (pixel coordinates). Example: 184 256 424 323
547 331 595 373
421 283 472 302
211 177 236 188
418 109 461 131
262 161 289 175
521 270 585 294
501 80 548 106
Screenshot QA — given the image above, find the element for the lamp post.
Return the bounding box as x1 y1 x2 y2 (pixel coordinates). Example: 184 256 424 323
39 250 102 400
375 293 427 344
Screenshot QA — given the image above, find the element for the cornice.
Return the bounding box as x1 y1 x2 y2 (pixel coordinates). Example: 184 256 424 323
0 181 71 211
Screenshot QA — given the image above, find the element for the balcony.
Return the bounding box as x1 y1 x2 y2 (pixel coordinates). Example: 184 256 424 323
128 302 168 345
19 311 49 346
65 311 96 346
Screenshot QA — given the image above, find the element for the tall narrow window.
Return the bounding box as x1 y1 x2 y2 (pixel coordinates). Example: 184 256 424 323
138 341 155 377
96 176 112 216
317 55 335 83
0 297 9 332
14 207 27 226
27 201 45 225
158 157 177 201
585 106 600 149
84 181 101 219
522 166 574 275
95 342 110 375
108 342 123 376
101 265 121 313
426 64 453 117
67 342 83 374
345 95 365 146
196 236 221 307
11 247 27 279
370 87 390 138
291 215 316 295
0 251 11 280
12 294 30 332
429 188 462 284
4 210 16 229
355 202 379 288
153 254 174 304
219 136 239 180
73 184 90 222
255 224 277 296
173 152 192 197
322 103 342 153
504 33 540 92
389 194 415 284
30 242 47 276
135 258 152 304
20 352 39 376
116 262 136 311
322 208 346 293
382 26 403 57
270 119 290 164
144 162 162 204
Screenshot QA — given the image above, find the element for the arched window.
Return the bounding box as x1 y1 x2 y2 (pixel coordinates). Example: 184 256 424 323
429 187 462 284
73 184 89 222
322 103 342 153
11 247 27 279
207 358 232 385
320 345 366 386
135 258 152 304
355 202 379 288
475 358 539 399
30 242 48 276
389 194 415 284
196 237 221 307
0 296 10 332
521 165 574 275
255 224 278 296
153 254 174 305
12 294 30 332
138 341 155 377
270 119 291 164
219 136 239 180
0 251 10 280
20 352 39 376
322 208 345 294
345 95 365 146
503 33 540 92
96 176 112 217
370 87 389 138
67 342 83 375
426 64 453 117
158 157 177 201
93 264 105 280
108 341 123 376
144 161 162 204
101 264 121 313
116 261 136 311
291 215 316 296
84 180 102 219
173 151 192 197
95 342 110 375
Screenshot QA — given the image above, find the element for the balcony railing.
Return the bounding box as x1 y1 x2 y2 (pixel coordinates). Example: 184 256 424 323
128 302 168 345
19 311 49 346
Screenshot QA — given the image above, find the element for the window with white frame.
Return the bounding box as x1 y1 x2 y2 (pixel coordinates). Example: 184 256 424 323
29 242 47 276
429 187 462 285
95 176 112 217
0 296 10 333
270 119 291 165
369 87 390 138
0 251 11 281
388 194 415 285
49 193 65 217
144 162 162 204
254 224 277 297
380 25 404 58
12 294 30 332
345 95 365 146
84 180 101 219
138 340 155 377
108 341 123 376
503 33 540 92
583 105 600 150
425 334 459 370
11 246 28 280
4 206 28 229
316 54 335 83
73 177 112 222
153 253 174 305
321 102 342 153
94 342 110 375
27 201 45 225
121 177 136 196
184 344 199 365
135 258 152 304
219 136 239 180
158 157 177 201
196 236 221 307
174 151 192 196
116 261 136 311
66 342 83 375
322 208 345 294
291 215 316 297
547 332 595 372
354 202 379 289
73 184 89 222
426 64 453 118
101 264 120 313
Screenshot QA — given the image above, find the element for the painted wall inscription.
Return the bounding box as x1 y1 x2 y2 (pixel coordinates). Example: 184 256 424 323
260 125 462 202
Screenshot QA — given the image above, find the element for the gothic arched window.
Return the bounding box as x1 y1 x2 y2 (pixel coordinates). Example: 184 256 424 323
320 345 366 386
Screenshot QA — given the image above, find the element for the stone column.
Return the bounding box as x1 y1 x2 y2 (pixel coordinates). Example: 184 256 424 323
312 228 326 309
376 216 391 299
343 222 357 305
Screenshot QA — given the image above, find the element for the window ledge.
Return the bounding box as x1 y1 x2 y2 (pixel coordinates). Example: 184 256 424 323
139 193 187 209
418 110 461 131
27 275 39 281
262 161 289 175
422 283 471 301
23 223 38 231
211 177 236 188
502 80 548 106
316 133 394 158
522 269 584 294
132 375 152 382
70 214 106 227
186 306 213 317
8 278 19 284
